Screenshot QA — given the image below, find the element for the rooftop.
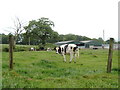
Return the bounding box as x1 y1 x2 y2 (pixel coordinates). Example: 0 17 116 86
80 40 93 43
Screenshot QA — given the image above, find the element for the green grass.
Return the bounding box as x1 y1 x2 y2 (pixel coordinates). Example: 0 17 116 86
2 49 119 88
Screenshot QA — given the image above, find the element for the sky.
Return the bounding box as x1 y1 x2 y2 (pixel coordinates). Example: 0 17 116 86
0 0 119 41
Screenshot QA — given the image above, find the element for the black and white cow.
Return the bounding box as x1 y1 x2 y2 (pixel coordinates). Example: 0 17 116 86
55 44 79 63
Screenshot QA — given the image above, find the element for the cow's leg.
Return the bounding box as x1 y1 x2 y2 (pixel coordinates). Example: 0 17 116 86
62 53 66 62
70 52 73 63
77 48 79 58
74 53 77 63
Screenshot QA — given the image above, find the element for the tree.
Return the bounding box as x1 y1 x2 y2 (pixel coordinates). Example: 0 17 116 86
58 34 91 42
24 17 55 46
98 37 104 43
64 34 76 41
13 17 24 46
5 17 25 47
46 31 59 43
0 33 9 44
105 38 115 44
118 41 120 44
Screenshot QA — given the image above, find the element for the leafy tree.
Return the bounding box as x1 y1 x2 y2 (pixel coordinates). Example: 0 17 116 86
24 17 56 46
58 34 91 42
118 41 120 44
46 31 59 43
105 38 115 44
58 34 65 41
98 37 104 43
0 33 9 44
64 34 76 41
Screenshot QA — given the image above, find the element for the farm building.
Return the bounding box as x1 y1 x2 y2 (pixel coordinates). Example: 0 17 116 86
55 40 79 45
79 40 102 49
102 44 118 49
55 40 103 49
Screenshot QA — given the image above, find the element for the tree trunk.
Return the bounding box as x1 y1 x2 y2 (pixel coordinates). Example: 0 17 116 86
9 35 13 70
29 37 30 45
13 36 16 49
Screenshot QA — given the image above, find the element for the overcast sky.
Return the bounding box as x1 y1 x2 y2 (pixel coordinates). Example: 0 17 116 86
0 0 119 41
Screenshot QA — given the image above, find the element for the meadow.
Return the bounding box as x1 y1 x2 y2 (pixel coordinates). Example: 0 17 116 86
2 48 119 88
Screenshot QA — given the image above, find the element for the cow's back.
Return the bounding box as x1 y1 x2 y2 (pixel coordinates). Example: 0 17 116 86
66 44 77 53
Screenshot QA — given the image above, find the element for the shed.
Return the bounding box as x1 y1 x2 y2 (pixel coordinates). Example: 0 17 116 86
55 40 102 49
79 40 102 48
55 40 79 45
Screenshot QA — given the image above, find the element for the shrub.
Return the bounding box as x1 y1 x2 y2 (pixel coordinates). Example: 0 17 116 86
3 47 9 52
2 44 56 52
2 44 36 52
14 46 29 52
38 43 57 50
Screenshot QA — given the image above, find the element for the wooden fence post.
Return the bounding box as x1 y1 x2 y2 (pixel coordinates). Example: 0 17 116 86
107 38 114 73
9 35 13 70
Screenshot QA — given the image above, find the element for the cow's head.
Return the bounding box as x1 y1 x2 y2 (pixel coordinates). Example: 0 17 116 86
55 47 61 54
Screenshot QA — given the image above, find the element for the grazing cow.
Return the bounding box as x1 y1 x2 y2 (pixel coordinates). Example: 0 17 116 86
30 47 35 51
47 47 52 51
56 44 79 63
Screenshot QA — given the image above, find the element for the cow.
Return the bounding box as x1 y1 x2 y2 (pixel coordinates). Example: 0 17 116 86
55 44 79 63
30 47 35 51
47 47 52 51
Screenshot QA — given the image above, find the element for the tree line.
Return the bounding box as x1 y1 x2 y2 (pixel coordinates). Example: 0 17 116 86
1 33 92 44
1 17 117 46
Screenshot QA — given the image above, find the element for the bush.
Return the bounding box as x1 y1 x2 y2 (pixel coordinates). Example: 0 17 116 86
38 43 57 50
38 44 45 50
2 44 56 52
3 47 9 52
2 46 29 52
2 44 37 52
45 43 57 49
14 46 29 52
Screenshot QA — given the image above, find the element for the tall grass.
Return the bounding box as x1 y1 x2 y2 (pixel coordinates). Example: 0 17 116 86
2 49 119 88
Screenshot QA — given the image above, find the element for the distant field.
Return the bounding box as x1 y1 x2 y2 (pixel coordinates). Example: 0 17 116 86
2 49 119 88
1 44 56 52
1 44 38 51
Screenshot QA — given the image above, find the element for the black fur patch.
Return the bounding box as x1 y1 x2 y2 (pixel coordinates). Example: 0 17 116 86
64 44 68 54
58 47 61 54
73 46 78 52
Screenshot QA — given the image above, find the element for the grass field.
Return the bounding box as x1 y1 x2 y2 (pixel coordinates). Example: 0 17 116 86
2 49 119 88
